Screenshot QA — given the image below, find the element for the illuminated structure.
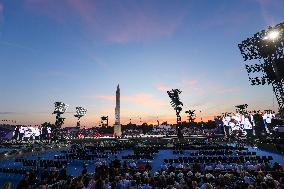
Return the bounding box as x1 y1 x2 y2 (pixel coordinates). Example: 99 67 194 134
114 84 121 136
167 89 183 138
185 109 196 123
52 102 68 138
74 107 87 128
235 104 248 114
238 22 284 118
101 116 109 127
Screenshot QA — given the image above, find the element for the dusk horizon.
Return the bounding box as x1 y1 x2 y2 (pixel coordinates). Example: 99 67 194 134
1 0 284 127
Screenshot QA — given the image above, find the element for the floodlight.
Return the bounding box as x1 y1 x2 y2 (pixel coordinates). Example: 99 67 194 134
238 22 284 117
74 106 87 129
185 109 196 123
101 116 109 127
263 30 280 41
235 104 248 114
74 107 87 118
52 101 68 139
53 102 69 114
167 89 184 138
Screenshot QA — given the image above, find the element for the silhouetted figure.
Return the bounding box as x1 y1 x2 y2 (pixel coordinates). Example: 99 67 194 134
57 168 67 181
16 174 29 189
1 182 11 189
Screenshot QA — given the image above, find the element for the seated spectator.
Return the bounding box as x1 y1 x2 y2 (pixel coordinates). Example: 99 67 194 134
1 182 11 189
215 161 224 170
16 174 29 189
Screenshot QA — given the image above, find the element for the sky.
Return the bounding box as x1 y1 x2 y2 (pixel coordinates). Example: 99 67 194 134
0 0 283 127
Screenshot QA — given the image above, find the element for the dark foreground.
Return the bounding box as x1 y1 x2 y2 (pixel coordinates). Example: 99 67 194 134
0 137 284 189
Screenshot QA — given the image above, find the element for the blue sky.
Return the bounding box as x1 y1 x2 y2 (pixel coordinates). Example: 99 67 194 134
0 0 283 126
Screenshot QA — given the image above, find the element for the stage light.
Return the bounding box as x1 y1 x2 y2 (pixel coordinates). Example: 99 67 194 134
185 109 196 123
52 101 68 139
53 102 69 114
100 116 109 127
238 22 284 118
264 30 280 41
167 89 184 138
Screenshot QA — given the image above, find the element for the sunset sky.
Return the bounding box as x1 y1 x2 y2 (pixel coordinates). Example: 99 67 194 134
0 0 283 127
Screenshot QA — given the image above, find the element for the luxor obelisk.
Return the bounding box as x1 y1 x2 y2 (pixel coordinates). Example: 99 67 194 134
113 84 122 136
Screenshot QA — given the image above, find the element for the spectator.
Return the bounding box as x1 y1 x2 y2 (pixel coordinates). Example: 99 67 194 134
1 182 11 189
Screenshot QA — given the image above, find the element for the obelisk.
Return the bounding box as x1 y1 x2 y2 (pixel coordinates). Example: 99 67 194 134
113 84 122 136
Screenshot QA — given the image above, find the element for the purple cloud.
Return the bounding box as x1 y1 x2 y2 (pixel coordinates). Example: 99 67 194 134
258 0 284 25
102 11 185 43
0 1 3 23
156 83 171 92
23 0 186 43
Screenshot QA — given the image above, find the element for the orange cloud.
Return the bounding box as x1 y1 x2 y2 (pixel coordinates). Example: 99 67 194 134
95 95 115 101
93 93 167 108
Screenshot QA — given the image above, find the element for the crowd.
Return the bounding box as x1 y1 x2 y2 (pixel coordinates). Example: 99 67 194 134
13 156 283 189
0 138 282 189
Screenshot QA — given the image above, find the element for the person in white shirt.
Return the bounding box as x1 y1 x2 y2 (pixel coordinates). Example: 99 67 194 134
205 164 213 171
19 126 25 138
244 116 253 137
243 172 252 185
223 116 232 138
215 161 224 170
249 112 256 135
266 112 275 133
176 163 184 169
235 164 243 173
34 128 40 140
47 127 51 139
262 113 270 133
160 163 168 170
129 161 136 168
226 163 234 171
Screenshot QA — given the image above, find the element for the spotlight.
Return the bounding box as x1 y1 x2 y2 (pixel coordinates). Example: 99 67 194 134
263 30 280 41
74 107 87 128
52 101 68 139
238 22 284 118
167 89 184 138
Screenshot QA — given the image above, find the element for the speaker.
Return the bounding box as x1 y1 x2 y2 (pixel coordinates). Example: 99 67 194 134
253 114 266 137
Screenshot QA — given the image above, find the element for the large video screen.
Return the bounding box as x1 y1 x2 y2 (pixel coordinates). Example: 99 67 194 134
14 126 51 139
221 112 275 135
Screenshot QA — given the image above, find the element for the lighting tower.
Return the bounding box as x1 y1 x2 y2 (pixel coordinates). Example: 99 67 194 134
238 22 284 118
101 116 109 127
167 89 183 138
52 102 68 138
185 109 196 123
74 107 87 128
235 104 248 114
